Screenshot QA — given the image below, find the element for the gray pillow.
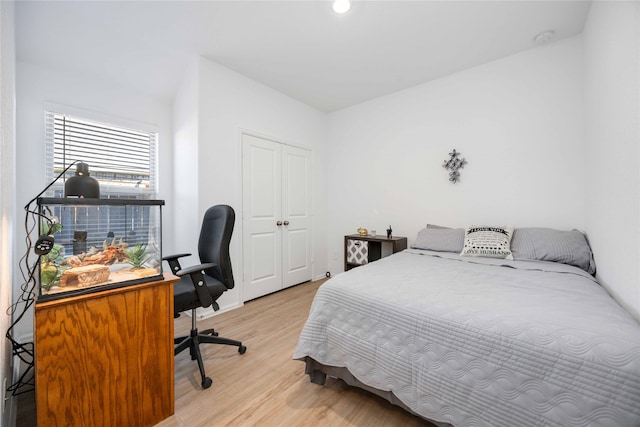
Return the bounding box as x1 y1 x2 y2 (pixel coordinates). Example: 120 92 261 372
413 227 465 253
511 228 596 275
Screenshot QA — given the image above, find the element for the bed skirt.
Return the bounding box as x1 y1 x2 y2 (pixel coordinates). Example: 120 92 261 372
300 356 452 427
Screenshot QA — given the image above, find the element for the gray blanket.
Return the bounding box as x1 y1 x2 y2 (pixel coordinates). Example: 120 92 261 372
294 249 640 426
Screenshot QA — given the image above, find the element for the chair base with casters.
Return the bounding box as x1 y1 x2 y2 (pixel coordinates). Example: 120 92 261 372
174 307 247 389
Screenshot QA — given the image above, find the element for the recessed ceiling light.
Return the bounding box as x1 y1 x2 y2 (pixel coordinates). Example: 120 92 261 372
534 31 555 45
333 0 351 14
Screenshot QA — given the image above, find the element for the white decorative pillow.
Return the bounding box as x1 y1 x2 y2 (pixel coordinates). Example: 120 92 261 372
460 225 514 260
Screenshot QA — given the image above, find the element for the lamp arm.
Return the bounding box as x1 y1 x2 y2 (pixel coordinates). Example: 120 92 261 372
23 160 79 210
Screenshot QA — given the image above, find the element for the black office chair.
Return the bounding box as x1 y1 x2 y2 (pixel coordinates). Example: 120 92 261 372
163 205 246 389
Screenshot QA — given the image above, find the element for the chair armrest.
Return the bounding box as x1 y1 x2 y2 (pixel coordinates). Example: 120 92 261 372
162 253 192 274
175 263 217 276
162 253 192 261
176 263 217 308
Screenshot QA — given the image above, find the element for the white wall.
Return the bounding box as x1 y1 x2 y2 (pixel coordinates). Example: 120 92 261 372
1 2 16 425
172 57 328 313
14 61 175 339
326 36 586 273
583 1 640 320
172 57 200 263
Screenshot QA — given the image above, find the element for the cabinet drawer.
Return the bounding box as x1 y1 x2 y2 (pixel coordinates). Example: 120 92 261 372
346 239 368 265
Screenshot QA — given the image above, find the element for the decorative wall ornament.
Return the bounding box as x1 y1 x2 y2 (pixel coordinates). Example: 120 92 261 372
442 149 467 183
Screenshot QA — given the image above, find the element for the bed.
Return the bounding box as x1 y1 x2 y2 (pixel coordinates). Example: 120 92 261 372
293 227 640 427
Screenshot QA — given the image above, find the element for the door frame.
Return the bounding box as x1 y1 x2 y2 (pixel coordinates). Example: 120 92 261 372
237 129 314 302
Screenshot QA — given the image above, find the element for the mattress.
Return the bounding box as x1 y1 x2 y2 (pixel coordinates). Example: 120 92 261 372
293 249 640 426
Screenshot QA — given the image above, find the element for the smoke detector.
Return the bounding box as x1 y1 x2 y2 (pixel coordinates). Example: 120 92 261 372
534 31 555 45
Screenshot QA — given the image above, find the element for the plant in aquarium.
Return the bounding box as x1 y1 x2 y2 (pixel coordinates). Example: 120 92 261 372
40 222 68 290
124 243 149 268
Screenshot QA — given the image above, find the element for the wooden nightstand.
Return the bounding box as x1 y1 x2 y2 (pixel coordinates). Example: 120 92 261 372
344 234 408 271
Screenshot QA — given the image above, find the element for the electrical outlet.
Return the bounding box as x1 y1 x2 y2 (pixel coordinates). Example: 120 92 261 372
2 377 7 413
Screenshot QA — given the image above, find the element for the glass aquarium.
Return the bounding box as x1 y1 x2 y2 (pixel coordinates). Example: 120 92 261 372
36 198 164 301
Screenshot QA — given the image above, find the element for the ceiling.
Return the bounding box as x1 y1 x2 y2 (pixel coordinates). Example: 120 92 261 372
16 1 591 112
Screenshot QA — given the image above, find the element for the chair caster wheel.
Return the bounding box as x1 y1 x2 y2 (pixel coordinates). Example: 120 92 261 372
239 345 247 354
202 377 213 389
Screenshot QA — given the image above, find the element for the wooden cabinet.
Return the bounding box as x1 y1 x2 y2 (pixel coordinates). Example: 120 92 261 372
34 274 178 427
344 234 408 271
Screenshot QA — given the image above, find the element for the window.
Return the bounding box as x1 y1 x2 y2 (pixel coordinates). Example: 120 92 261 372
44 110 159 253
45 111 158 199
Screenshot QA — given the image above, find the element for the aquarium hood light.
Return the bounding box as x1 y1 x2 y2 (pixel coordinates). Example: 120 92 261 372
64 162 100 198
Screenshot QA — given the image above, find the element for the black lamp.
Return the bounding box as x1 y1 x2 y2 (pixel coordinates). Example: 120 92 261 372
64 162 100 198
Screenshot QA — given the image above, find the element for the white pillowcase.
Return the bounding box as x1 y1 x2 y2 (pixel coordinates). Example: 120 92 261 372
460 225 514 260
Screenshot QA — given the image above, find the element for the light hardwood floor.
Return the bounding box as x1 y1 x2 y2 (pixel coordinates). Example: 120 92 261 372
18 279 432 426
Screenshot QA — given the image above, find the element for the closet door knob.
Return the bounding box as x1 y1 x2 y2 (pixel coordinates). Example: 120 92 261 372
276 221 283 226
283 220 290 226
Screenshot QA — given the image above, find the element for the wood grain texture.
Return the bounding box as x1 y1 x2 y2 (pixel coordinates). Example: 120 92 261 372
34 276 177 427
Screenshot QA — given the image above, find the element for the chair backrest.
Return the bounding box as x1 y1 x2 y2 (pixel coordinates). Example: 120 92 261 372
198 205 235 290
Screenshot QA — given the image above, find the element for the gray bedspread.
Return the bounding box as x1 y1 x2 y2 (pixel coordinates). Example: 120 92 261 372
293 249 640 426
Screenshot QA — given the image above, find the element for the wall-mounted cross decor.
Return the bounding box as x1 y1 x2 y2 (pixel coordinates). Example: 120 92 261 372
442 149 467 183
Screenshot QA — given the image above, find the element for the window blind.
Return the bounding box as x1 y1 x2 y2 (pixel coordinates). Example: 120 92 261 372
45 111 158 198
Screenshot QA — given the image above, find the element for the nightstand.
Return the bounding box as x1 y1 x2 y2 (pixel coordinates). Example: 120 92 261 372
344 234 408 271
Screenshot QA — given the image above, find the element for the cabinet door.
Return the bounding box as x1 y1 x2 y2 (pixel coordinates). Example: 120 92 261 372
242 134 283 301
35 279 175 427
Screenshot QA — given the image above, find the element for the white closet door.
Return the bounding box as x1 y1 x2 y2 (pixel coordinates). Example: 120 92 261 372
281 144 312 288
242 135 283 301
242 134 312 301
